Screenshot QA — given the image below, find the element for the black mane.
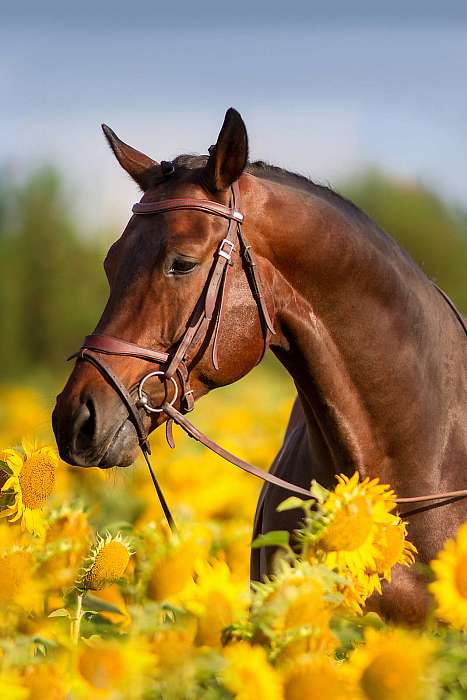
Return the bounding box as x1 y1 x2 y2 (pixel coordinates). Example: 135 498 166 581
247 160 366 219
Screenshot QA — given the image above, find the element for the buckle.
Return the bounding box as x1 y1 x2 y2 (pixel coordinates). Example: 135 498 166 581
218 239 235 260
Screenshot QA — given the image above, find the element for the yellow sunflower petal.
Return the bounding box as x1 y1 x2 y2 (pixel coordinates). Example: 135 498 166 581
2 477 17 492
429 521 467 628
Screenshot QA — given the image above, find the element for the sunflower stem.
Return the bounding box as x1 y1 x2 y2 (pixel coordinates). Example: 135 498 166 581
71 592 83 645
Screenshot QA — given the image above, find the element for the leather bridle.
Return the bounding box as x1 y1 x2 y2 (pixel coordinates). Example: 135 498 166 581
70 176 467 531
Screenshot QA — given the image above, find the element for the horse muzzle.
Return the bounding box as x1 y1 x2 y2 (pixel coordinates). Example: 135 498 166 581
52 381 141 469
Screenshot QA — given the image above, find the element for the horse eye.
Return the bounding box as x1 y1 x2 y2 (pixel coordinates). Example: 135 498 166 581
169 258 199 275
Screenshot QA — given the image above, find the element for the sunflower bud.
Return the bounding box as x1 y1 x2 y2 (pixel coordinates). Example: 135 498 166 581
77 533 133 592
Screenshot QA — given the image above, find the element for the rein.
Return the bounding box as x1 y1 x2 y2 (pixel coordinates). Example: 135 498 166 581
70 178 467 530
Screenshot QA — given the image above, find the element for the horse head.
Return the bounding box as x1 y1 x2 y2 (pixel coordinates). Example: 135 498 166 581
53 109 274 468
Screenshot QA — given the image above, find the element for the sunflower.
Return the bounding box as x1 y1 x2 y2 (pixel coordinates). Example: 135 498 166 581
348 627 437 700
221 642 283 700
306 473 414 598
373 519 417 582
1 441 57 537
42 507 92 591
337 575 374 615
77 532 133 592
252 562 338 659
430 521 467 629
282 654 357 700
178 559 248 647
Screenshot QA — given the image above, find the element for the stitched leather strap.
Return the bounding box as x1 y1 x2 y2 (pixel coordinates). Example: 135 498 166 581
163 402 314 498
238 229 275 335
395 489 467 504
132 198 244 222
165 182 242 379
82 334 169 363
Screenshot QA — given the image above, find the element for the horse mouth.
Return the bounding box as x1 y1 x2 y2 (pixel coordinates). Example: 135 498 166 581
98 419 139 468
58 417 139 469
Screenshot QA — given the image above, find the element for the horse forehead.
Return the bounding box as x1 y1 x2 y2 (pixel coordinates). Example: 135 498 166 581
128 209 220 248
139 176 209 203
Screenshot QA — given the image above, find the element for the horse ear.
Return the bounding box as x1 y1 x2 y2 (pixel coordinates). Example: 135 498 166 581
101 124 159 191
203 108 248 192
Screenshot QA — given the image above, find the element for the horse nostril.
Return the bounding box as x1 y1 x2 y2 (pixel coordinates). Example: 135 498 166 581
74 396 97 451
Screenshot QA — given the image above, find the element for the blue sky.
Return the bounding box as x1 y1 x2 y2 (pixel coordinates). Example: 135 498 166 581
2 2 467 228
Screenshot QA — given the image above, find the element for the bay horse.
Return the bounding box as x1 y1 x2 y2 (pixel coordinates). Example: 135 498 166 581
53 108 466 623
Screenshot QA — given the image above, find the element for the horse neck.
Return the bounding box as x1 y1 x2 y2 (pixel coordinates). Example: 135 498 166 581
254 177 455 487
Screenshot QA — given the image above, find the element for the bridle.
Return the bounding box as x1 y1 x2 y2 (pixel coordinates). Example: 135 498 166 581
70 175 467 531
70 178 312 531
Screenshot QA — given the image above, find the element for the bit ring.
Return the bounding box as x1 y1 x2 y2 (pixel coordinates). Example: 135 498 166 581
137 371 178 413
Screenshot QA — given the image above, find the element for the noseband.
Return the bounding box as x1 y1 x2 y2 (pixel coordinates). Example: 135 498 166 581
70 178 467 531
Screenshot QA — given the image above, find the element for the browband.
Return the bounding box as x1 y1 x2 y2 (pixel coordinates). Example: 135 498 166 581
132 198 244 222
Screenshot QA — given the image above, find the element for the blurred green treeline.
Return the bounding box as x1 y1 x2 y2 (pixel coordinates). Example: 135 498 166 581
0 167 108 382
0 165 465 382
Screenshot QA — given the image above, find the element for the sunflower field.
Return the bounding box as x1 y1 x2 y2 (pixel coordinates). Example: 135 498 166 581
0 365 466 700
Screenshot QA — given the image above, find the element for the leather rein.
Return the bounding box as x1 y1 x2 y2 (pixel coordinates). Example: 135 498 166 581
70 178 467 530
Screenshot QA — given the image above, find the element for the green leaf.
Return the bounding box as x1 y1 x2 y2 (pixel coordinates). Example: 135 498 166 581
104 521 133 533
48 608 70 618
276 496 306 512
251 530 289 549
0 460 12 476
82 593 124 615
0 492 15 509
33 635 58 651
309 480 330 504
82 611 113 623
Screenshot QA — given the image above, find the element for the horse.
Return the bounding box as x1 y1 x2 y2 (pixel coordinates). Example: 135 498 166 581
52 108 467 623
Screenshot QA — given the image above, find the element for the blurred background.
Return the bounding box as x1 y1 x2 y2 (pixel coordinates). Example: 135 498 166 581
1 0 466 388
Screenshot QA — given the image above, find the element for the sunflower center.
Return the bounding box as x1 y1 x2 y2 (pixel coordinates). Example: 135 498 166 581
322 496 373 551
19 454 55 509
84 540 130 590
455 553 467 599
